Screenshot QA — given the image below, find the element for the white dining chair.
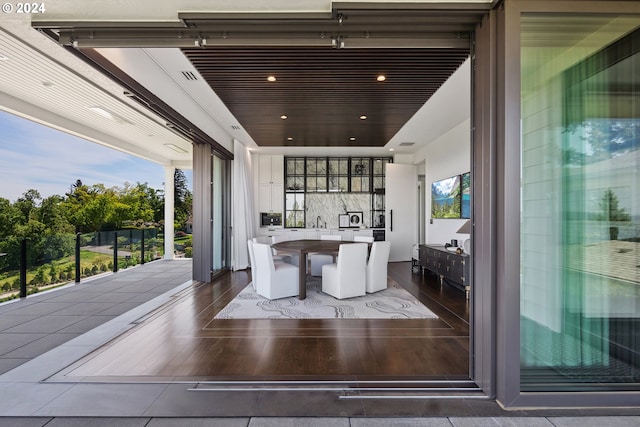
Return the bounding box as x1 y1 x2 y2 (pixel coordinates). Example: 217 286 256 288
252 237 292 264
310 234 342 276
252 242 299 300
249 238 289 290
353 235 374 243
365 241 391 293
321 243 368 299
247 239 258 290
270 234 296 265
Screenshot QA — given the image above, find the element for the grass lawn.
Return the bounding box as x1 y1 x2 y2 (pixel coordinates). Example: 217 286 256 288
1 250 125 291
175 235 192 245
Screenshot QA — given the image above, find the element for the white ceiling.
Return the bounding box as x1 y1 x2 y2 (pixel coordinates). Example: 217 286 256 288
0 14 193 168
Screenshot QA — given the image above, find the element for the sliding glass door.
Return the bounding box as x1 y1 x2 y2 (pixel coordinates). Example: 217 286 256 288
212 153 230 275
520 14 639 391
192 143 231 281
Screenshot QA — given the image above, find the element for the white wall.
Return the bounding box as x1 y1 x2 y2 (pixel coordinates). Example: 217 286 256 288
424 119 471 245
407 57 471 247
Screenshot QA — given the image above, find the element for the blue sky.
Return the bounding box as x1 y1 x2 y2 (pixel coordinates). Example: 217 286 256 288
0 110 190 202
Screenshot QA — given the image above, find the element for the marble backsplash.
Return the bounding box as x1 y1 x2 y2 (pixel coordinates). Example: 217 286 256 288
305 193 372 229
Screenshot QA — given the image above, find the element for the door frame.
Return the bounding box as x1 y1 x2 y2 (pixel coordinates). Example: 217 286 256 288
475 0 640 408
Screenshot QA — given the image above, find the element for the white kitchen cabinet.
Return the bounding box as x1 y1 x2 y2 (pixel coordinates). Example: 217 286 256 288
257 155 284 213
285 229 305 241
330 229 354 241
351 229 374 240
256 227 284 242
304 230 319 240
258 155 284 184
258 182 283 213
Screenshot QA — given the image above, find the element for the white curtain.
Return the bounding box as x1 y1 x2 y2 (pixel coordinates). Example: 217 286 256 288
232 140 255 270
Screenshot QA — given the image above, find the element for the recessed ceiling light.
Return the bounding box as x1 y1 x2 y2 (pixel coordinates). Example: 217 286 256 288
267 75 277 82
349 137 356 141
377 75 386 82
280 115 288 120
287 137 293 141
389 148 395 151
0 54 8 61
360 115 367 120
86 106 132 124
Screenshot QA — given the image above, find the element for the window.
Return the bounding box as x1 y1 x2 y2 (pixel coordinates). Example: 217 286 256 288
305 157 327 192
283 156 393 228
285 193 305 227
328 157 348 192
371 158 392 228
350 158 370 193
285 157 305 227
285 157 305 192
372 157 391 192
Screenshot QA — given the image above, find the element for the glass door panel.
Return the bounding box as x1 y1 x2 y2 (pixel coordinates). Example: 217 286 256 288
212 154 228 274
520 15 640 390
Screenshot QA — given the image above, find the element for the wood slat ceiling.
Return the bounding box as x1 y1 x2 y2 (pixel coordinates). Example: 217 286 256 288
44 5 486 148
182 46 469 147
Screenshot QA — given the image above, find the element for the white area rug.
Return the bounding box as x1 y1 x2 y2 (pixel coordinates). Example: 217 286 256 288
214 277 438 319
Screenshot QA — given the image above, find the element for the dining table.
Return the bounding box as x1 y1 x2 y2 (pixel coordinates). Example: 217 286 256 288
271 239 368 300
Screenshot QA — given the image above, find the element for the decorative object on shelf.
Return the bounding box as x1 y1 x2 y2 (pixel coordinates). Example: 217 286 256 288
456 220 471 234
456 220 471 254
338 214 350 228
347 211 363 228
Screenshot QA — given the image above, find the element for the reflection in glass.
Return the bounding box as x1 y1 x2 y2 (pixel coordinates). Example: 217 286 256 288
285 193 305 227
212 155 225 272
520 15 639 390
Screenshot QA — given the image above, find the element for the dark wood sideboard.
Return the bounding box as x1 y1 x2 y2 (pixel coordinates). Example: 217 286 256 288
418 244 470 299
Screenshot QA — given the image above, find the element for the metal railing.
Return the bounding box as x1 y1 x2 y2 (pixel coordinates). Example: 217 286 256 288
0 228 167 302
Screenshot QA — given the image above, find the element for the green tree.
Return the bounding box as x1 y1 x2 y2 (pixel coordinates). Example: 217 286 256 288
598 189 631 222
31 267 47 286
14 189 41 222
61 180 163 232
598 188 631 241
174 169 192 232
49 264 59 284
36 195 74 234
174 169 189 208
62 180 94 232
85 185 118 230
0 197 22 239
40 234 75 265
118 182 156 226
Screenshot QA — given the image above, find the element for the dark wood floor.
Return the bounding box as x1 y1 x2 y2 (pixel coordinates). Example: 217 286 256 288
52 262 470 383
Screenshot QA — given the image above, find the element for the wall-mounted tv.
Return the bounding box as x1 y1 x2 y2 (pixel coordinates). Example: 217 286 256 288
461 172 471 219
431 175 461 219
